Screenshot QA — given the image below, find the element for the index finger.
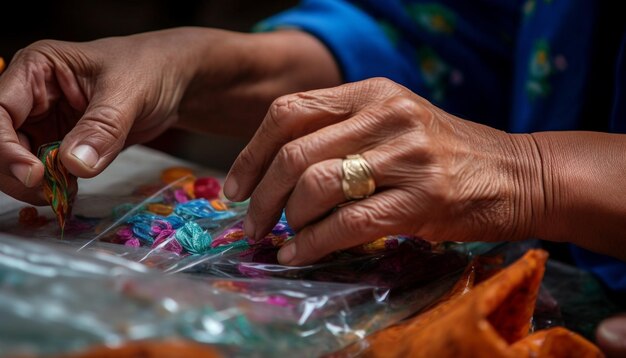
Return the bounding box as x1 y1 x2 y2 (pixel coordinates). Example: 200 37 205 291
0 55 45 190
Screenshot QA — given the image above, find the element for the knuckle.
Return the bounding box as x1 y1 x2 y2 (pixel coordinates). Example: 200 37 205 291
367 77 396 89
387 95 420 117
235 146 257 171
90 104 125 124
267 96 288 126
408 130 433 153
365 77 406 97
338 207 377 236
418 106 437 126
302 164 337 198
28 40 54 50
84 105 127 140
379 95 421 127
20 40 61 60
267 93 301 128
296 228 321 257
276 142 308 172
385 134 433 167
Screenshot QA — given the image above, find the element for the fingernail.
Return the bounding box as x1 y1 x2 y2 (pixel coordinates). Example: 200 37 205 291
10 163 33 187
243 215 255 240
71 144 99 168
223 176 238 200
278 242 296 264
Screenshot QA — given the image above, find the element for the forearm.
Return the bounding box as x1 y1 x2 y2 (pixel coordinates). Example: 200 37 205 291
177 28 341 138
531 131 626 259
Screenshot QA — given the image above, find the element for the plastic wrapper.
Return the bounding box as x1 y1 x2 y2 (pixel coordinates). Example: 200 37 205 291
0 234 464 357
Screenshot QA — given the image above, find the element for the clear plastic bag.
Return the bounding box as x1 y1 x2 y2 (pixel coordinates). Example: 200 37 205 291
0 168 485 357
0 234 467 357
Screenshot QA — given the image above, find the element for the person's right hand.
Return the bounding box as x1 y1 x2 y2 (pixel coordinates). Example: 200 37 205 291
0 29 200 204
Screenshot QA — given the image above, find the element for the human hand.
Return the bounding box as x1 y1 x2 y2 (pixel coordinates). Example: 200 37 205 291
0 28 204 204
224 78 545 265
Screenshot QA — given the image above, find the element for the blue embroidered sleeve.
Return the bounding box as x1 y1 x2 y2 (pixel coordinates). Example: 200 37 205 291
254 0 419 87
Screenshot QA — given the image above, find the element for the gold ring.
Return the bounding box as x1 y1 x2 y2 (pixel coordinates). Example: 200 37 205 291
342 154 376 200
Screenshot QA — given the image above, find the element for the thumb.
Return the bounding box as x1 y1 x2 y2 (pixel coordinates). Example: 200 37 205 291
59 86 139 178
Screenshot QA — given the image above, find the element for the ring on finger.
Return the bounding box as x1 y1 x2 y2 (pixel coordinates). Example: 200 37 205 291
341 154 375 200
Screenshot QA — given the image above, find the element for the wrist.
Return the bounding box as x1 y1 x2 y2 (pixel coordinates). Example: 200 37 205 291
113 27 214 92
529 132 626 258
505 133 548 241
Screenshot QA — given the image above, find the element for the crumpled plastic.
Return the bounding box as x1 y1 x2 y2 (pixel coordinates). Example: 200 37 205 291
0 227 469 357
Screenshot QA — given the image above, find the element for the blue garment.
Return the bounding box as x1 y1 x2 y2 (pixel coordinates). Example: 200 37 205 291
257 0 626 291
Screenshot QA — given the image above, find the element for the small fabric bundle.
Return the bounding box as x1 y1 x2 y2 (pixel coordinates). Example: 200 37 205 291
38 142 78 233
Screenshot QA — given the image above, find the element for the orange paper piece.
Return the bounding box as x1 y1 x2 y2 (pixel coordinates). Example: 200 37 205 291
339 250 603 358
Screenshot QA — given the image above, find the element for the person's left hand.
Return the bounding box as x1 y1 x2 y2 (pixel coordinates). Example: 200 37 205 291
224 78 545 265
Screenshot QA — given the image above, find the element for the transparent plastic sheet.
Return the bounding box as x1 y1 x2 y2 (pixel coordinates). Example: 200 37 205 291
0 171 506 356
0 234 466 357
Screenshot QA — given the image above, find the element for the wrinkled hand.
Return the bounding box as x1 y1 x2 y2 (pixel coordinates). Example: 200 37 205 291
0 29 198 204
225 78 544 265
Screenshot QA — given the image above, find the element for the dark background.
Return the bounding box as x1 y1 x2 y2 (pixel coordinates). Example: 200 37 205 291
0 0 297 171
